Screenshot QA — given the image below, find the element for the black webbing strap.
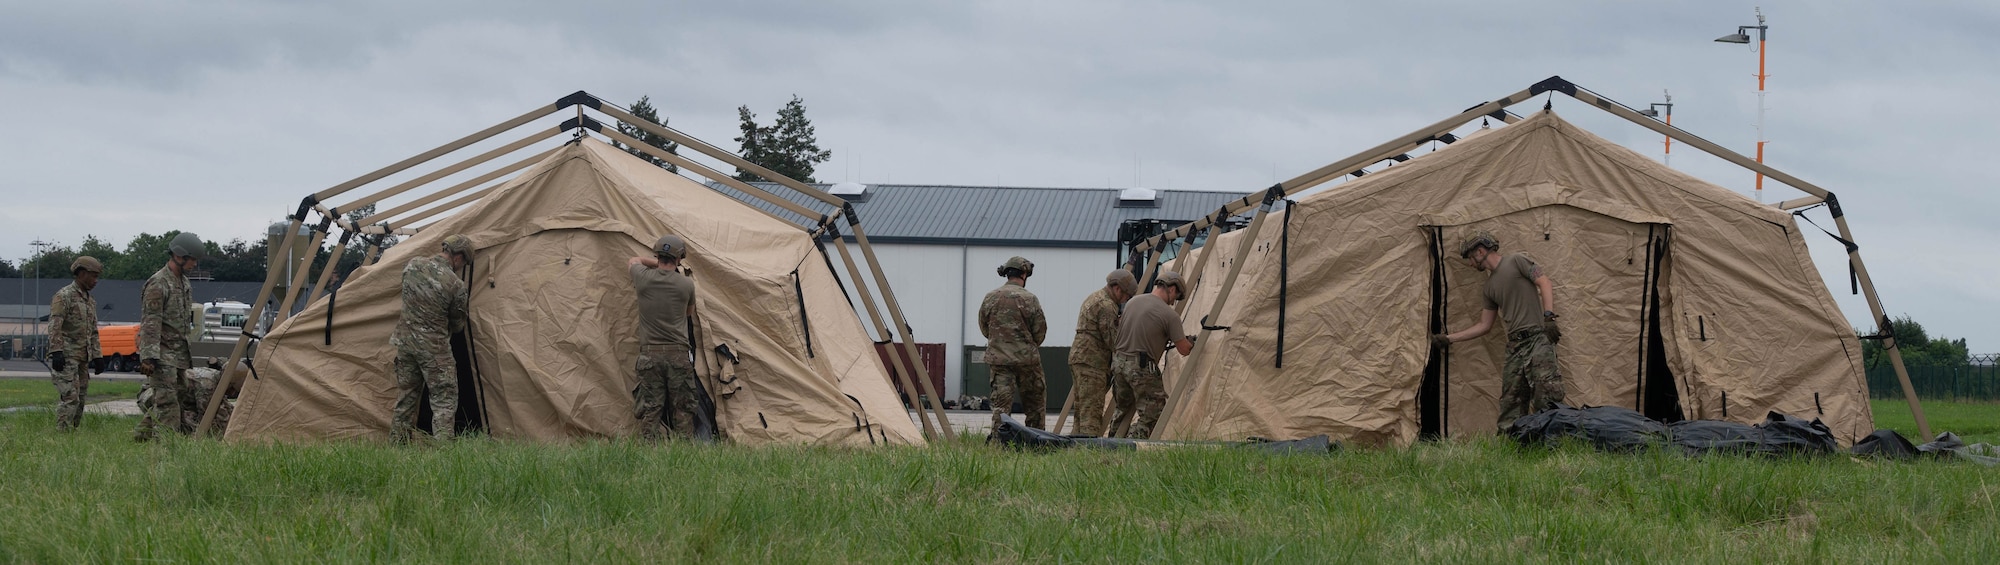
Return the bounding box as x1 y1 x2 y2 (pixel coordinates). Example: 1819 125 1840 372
324 285 336 346
1200 315 1230 332
791 269 814 358
1791 204 1861 295
1276 199 1293 368
1634 225 1656 409
813 229 855 311
1859 314 1897 344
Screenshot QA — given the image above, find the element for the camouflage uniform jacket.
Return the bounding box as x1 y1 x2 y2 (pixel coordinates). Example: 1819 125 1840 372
978 282 1047 366
1066 287 1120 366
390 255 468 355
139 265 194 369
48 282 100 361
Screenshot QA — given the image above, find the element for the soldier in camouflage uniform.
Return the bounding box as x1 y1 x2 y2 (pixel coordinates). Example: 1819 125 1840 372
1110 270 1195 439
1432 231 1565 430
1067 269 1136 437
389 234 472 443
629 234 700 440
47 256 103 432
978 257 1048 429
134 233 204 441
179 364 235 436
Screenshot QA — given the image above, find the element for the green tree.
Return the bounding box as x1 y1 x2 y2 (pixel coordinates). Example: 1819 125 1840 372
0 259 18 278
613 96 679 173
732 105 769 182
25 244 77 279
205 238 270 282
733 96 832 183
76 235 123 269
108 232 178 280
1862 315 1971 368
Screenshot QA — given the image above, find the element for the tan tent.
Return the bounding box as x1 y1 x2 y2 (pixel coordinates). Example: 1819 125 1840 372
1154 110 1874 446
226 138 924 445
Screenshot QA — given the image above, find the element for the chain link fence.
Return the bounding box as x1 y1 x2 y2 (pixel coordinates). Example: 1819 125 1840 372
1867 353 2000 401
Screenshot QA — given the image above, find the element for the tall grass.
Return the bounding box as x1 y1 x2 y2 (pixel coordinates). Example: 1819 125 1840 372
1873 398 2000 444
1 411 1994 563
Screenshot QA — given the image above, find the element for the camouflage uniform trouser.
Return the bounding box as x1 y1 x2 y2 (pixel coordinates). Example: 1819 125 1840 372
989 363 1046 430
1498 327 1565 430
50 360 90 431
1109 352 1166 439
633 344 699 440
1068 361 1111 437
133 366 193 441
391 347 458 443
179 367 230 437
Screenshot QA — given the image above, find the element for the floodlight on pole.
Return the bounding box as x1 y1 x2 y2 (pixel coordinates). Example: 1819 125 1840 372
1638 91 1675 166
1715 7 1770 201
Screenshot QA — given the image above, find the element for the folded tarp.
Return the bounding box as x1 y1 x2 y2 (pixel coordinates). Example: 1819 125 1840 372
1506 404 1666 452
987 417 1336 454
1509 404 1837 455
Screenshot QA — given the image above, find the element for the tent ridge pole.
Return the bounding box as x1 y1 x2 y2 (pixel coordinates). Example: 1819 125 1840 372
312 103 563 202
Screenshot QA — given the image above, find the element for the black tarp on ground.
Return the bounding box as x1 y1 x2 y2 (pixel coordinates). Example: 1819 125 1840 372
1509 405 1838 456
1665 412 1838 455
1851 429 1920 459
1506 404 1666 452
987 416 1337 454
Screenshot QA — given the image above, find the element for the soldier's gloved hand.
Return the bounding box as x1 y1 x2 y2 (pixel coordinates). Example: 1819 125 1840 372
139 358 158 376
1430 334 1452 349
1543 320 1562 344
1185 334 1198 345
93 359 105 375
49 351 66 372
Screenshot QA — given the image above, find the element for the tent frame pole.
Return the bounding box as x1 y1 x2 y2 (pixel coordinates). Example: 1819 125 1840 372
820 218 946 440
845 209 957 441
195 212 309 435
1153 187 1282 437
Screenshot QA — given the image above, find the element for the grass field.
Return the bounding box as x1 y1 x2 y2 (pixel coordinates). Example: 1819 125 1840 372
3 407 1997 563
1872 398 2000 444
0 378 143 409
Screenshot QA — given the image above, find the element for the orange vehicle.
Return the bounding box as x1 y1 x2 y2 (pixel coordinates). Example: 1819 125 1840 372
97 324 141 373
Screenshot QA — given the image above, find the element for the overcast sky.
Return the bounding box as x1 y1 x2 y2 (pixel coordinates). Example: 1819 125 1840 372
3 1 1996 350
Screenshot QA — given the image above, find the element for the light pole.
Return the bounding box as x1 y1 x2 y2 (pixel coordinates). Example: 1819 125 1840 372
29 238 51 357
1715 7 1769 202
1637 90 1674 166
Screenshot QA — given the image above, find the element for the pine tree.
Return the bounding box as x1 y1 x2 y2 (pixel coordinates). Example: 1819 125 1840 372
613 96 680 173
733 105 768 182
732 96 832 183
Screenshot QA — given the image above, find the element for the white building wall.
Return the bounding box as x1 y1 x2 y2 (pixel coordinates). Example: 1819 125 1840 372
835 241 1118 398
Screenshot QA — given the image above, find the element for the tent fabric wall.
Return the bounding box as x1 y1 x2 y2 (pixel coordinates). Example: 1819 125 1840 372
1156 111 1870 446
227 139 922 446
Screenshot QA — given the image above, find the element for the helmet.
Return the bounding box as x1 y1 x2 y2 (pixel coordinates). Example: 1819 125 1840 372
654 234 687 260
997 256 1034 278
169 232 206 260
440 234 474 257
1154 270 1185 289
1460 230 1499 258
1106 269 1138 295
71 256 103 275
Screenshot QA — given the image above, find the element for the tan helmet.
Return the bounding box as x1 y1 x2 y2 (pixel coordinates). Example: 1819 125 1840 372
654 234 687 260
998 256 1034 278
1460 230 1499 258
169 232 207 260
71 256 103 275
440 234 474 258
1106 269 1138 295
1154 269 1185 289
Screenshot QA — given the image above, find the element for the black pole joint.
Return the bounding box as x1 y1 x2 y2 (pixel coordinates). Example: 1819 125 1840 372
560 115 605 133
842 203 862 226
1529 76 1577 97
555 91 601 110
293 195 318 222
335 230 356 246
1823 193 1844 219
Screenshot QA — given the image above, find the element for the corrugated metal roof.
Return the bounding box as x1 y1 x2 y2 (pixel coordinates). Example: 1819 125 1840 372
708 182 1254 248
